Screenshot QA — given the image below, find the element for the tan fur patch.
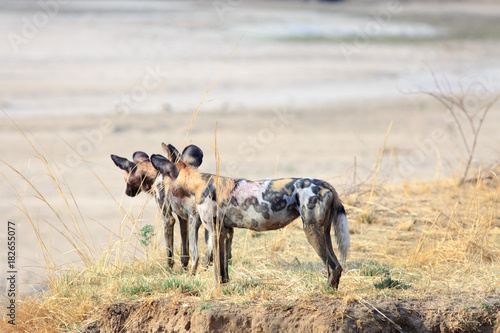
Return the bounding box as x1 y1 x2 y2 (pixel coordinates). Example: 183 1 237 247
176 163 204 194
269 178 295 195
319 187 329 197
172 164 237 204
215 177 236 202
143 161 159 180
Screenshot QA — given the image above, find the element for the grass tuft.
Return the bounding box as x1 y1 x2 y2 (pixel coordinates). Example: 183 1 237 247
356 210 379 224
373 276 411 290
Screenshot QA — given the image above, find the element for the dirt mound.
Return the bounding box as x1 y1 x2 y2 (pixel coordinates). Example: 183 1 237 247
82 296 499 333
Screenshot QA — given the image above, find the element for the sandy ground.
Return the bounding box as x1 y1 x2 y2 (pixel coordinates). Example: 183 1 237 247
1 0 500 291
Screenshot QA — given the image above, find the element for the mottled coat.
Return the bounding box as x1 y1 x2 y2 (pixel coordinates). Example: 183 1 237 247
151 145 350 289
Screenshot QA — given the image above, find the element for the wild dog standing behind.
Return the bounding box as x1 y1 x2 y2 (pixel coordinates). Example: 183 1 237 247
151 145 350 289
110 145 208 274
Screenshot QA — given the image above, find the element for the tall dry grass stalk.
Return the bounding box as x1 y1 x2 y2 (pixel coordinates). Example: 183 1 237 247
2 115 95 269
0 116 173 332
211 122 233 290
213 122 223 289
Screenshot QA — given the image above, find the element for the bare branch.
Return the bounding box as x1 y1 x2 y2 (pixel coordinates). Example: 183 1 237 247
413 71 499 184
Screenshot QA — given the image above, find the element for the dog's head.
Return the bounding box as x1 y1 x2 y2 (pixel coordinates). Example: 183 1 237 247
150 144 204 196
110 151 159 197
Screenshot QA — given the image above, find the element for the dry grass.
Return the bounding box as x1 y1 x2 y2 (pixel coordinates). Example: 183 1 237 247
1 121 499 332
3 172 499 331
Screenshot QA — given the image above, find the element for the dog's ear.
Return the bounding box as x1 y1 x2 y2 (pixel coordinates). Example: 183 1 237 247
111 154 135 171
132 151 150 162
181 145 203 168
151 154 179 179
161 143 181 163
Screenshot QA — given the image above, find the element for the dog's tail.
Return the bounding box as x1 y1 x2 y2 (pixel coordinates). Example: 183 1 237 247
331 188 350 266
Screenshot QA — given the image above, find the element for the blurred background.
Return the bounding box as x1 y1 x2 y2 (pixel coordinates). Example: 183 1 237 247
1 0 500 291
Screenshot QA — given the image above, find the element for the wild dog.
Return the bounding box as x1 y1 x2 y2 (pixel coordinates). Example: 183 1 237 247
110 145 209 274
151 145 350 289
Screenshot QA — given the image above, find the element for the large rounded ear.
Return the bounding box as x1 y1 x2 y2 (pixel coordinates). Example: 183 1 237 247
111 155 135 171
161 143 181 163
151 154 179 179
132 151 150 162
181 145 203 168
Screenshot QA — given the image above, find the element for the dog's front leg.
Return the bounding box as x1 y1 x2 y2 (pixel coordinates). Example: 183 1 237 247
197 203 214 268
189 213 201 275
204 224 214 267
179 216 189 269
204 228 213 264
164 215 175 268
227 227 233 261
213 225 228 285
223 227 233 282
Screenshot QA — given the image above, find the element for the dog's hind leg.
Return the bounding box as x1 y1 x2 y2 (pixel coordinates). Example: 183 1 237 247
324 231 343 289
301 207 343 289
324 205 343 287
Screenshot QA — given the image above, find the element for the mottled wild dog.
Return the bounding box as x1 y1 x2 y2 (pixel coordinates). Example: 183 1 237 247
111 144 208 274
151 145 350 289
